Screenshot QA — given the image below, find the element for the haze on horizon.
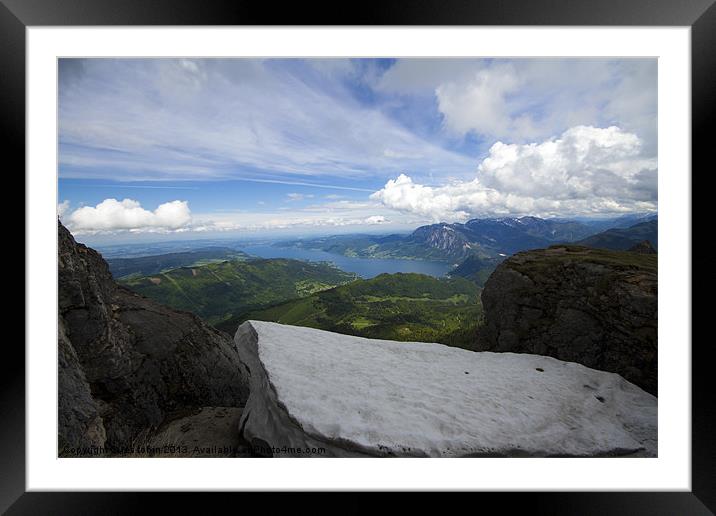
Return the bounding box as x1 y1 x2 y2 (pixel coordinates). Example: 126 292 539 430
58 58 657 243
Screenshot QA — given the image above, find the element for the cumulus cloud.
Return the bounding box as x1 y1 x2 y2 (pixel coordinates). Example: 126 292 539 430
436 63 520 138
377 58 656 149
65 198 192 233
370 126 657 221
62 196 399 236
364 215 387 225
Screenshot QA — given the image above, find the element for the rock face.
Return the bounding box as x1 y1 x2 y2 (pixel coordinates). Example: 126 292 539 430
476 245 657 395
236 320 657 457
58 221 249 455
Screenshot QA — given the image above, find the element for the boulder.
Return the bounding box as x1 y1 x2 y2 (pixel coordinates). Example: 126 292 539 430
476 245 657 395
236 321 657 457
58 221 249 455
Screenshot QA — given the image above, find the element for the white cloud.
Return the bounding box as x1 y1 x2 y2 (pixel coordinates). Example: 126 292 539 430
370 126 657 221
64 197 402 236
58 200 71 217
378 59 656 149
59 59 473 181
436 63 519 138
189 212 392 232
286 193 314 201
364 215 387 225
66 198 192 233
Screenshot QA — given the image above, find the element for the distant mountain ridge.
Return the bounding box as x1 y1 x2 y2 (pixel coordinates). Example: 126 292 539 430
281 215 602 264
106 247 251 278
413 216 599 259
576 219 658 251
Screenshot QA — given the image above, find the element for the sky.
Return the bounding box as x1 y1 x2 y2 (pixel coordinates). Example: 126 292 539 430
57 58 658 242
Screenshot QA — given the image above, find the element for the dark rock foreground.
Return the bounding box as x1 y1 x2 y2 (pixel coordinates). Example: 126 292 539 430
58 221 249 455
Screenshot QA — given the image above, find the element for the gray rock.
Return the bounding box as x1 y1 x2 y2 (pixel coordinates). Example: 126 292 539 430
477 245 657 395
58 221 249 455
58 315 106 452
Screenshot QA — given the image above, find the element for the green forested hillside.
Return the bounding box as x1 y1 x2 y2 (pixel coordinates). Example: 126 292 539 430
107 247 251 279
120 258 357 329
228 273 483 350
449 255 502 286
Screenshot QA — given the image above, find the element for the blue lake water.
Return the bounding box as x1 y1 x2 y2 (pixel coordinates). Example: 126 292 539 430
237 245 452 279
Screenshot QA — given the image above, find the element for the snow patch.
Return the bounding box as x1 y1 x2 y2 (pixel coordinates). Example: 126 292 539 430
236 321 657 457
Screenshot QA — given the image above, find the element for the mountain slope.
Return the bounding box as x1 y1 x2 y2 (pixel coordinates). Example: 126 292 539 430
231 272 482 349
106 247 250 279
120 258 357 330
449 254 503 286
577 220 658 251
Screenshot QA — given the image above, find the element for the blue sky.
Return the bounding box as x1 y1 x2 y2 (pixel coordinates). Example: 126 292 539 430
58 58 657 243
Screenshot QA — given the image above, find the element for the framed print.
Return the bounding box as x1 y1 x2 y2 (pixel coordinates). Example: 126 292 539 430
7 0 711 513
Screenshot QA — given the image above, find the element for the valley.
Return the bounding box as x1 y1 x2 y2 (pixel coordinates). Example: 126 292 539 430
114 214 658 346
228 273 482 350
119 258 357 330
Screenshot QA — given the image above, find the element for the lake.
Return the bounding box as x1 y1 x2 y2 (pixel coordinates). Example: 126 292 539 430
237 245 452 279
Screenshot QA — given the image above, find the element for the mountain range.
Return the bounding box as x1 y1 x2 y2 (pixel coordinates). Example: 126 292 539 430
279 214 657 286
280 214 657 263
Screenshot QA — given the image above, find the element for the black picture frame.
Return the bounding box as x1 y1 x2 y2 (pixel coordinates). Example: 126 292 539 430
7 0 710 513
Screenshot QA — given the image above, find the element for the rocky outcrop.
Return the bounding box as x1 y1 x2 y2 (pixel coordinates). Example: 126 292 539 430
476 245 657 395
58 221 249 455
236 320 657 457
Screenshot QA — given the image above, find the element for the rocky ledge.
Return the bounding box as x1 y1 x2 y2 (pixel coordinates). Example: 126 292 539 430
476 245 657 396
236 320 657 457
